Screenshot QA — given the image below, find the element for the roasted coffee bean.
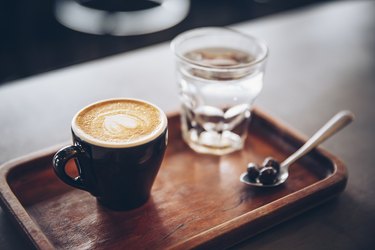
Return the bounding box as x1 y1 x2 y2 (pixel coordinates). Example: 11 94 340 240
262 157 280 173
258 166 278 185
247 162 261 181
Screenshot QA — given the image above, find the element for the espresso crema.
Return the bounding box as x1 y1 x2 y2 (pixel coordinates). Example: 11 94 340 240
72 99 167 147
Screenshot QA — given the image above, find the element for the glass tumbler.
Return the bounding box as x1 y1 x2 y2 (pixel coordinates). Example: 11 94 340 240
171 27 268 155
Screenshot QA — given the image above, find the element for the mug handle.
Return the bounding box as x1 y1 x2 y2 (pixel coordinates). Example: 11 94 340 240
52 145 88 191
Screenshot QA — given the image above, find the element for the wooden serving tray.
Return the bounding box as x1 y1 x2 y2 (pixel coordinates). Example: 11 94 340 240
0 109 347 250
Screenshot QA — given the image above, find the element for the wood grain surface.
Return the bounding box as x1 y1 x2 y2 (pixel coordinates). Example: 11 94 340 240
0 110 347 250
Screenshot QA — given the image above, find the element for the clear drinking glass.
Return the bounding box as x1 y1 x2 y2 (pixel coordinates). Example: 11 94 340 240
171 27 268 155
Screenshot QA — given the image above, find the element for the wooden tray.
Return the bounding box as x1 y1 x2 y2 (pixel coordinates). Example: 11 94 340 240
0 109 347 250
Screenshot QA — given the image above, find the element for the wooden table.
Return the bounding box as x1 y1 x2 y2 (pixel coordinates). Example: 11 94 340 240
1 1 374 249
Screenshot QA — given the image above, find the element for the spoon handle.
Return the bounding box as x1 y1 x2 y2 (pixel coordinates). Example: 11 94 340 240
281 110 354 168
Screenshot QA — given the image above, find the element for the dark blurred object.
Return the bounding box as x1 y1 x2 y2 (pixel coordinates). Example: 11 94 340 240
0 0 332 84
55 0 190 36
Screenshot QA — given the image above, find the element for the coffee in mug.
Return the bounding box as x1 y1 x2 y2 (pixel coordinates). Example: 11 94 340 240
53 98 168 210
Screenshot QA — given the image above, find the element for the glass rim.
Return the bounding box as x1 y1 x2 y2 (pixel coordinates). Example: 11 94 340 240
170 27 269 70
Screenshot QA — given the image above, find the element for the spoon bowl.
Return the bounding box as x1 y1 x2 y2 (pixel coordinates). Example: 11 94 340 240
240 110 354 187
240 171 289 187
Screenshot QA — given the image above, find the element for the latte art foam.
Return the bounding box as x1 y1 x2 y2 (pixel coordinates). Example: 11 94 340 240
73 99 166 147
104 114 138 133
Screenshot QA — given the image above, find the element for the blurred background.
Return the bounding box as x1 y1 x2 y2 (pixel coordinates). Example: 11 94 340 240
1 0 334 85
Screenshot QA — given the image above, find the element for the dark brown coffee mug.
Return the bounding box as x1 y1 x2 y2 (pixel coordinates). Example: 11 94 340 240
52 99 168 210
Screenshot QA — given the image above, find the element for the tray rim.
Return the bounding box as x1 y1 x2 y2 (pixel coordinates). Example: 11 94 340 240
0 108 348 250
